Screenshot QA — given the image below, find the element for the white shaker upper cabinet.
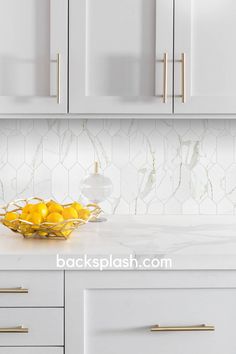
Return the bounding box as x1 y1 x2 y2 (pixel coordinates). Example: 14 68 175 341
175 0 236 114
69 0 173 115
0 0 68 114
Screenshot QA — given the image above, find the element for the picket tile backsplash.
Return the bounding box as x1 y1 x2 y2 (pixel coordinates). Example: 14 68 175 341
0 119 236 215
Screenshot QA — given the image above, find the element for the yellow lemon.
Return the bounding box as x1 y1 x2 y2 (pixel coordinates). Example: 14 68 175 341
46 212 64 224
38 231 48 237
72 202 83 213
4 212 19 230
22 204 35 214
4 212 19 222
34 203 48 219
48 202 63 214
26 212 43 230
18 213 33 234
23 231 34 237
77 209 91 221
46 200 56 208
62 207 78 220
19 213 31 221
19 223 32 235
29 212 43 225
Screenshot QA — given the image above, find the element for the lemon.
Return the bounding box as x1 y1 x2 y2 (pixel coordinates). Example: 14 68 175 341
46 212 64 232
22 204 34 214
19 223 33 235
38 231 48 237
62 207 78 220
48 202 63 214
46 212 64 224
77 209 91 221
18 213 34 234
19 213 31 221
4 212 19 230
29 212 42 225
25 212 43 230
34 203 48 219
4 212 19 222
72 202 83 213
23 232 34 238
46 200 56 208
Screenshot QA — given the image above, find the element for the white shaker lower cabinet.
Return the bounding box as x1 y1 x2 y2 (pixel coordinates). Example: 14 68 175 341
69 0 173 115
175 0 236 114
65 271 236 354
0 0 68 114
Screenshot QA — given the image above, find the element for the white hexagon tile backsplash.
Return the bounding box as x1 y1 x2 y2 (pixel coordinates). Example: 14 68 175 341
0 119 236 214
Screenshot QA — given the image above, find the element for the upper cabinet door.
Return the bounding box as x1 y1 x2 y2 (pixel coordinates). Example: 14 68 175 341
69 0 173 115
0 0 68 114
175 0 236 114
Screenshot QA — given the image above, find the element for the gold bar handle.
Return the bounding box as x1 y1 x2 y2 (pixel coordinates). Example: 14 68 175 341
0 326 28 333
151 324 215 332
163 53 168 103
57 53 61 104
181 53 186 103
0 287 28 294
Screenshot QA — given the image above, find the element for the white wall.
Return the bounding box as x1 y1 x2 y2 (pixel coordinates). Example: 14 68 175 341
0 119 235 214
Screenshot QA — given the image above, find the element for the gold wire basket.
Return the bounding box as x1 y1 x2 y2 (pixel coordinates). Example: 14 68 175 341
0 197 101 240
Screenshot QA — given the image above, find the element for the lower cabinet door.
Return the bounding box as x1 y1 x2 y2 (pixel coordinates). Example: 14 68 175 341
66 270 236 354
0 349 63 354
0 308 63 346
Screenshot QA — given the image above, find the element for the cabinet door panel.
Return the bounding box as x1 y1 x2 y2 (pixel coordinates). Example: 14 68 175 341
175 0 236 114
66 271 236 354
70 0 173 114
0 0 68 114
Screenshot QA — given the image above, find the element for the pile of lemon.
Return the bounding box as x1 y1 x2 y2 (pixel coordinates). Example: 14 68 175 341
3 201 91 238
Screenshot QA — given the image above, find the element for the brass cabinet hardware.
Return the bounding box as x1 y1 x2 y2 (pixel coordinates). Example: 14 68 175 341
163 53 168 103
151 324 215 332
181 52 186 103
0 326 28 333
0 287 28 294
57 53 61 104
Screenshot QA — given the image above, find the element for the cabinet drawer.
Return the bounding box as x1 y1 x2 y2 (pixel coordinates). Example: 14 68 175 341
0 349 63 354
86 288 236 354
0 271 63 307
0 308 63 346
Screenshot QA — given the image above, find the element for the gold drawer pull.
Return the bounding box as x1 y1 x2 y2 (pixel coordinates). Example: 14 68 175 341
151 324 215 332
57 53 61 104
181 52 186 103
0 287 28 294
163 53 168 103
0 326 28 333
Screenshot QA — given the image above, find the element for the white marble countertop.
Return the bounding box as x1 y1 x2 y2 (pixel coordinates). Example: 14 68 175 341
0 215 236 270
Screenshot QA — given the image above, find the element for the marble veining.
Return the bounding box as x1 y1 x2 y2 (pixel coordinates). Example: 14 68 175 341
0 119 236 215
